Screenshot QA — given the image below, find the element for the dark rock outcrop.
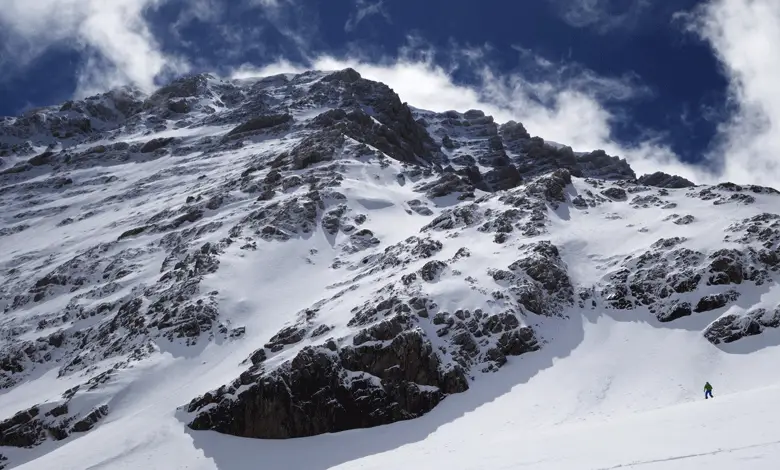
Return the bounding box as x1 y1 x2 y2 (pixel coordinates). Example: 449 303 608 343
139 137 175 153
0 403 109 449
576 150 636 180
187 329 467 438
225 114 293 138
417 173 474 199
483 164 522 191
704 307 780 344
525 169 572 207
638 172 696 188
310 70 440 164
420 260 447 281
694 291 740 313
601 187 627 201
658 301 693 322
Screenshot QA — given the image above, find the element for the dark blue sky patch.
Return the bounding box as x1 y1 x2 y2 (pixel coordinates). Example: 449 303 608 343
0 0 729 164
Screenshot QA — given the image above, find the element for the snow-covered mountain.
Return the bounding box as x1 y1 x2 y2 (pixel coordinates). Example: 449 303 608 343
2 68 780 469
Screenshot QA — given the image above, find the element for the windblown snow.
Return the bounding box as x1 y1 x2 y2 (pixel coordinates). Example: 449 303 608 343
1 68 780 469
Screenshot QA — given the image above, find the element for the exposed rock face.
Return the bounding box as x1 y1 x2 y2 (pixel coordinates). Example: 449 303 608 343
188 328 467 438
417 172 474 199
484 164 523 191
414 109 634 193
504 241 574 316
224 114 293 139
185 240 560 438
420 260 448 281
307 70 441 164
638 172 696 188
422 204 484 232
525 169 572 207
694 291 740 313
598 237 773 323
577 150 636 180
139 137 176 153
601 187 627 201
186 286 544 438
0 402 109 448
704 307 780 344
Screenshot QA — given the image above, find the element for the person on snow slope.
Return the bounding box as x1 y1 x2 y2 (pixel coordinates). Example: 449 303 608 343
704 382 714 399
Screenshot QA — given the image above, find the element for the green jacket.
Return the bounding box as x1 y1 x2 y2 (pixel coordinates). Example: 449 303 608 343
704 382 713 391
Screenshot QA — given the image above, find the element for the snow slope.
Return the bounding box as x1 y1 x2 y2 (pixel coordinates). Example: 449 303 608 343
8 303 780 469
2 68 780 469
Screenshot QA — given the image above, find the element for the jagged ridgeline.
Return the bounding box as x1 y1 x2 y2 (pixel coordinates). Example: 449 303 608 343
1 68 779 465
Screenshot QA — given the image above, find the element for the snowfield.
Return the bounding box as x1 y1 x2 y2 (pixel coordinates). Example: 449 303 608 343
1 68 780 469
7 314 780 469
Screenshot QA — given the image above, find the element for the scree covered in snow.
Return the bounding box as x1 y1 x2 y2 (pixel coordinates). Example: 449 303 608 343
1 68 780 469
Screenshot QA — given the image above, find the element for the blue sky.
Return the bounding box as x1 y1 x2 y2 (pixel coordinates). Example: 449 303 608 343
0 0 778 185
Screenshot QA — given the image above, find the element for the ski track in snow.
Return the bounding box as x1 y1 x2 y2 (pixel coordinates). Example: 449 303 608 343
1 70 780 469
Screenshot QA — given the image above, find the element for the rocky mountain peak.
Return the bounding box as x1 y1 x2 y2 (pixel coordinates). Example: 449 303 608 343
0 68 778 468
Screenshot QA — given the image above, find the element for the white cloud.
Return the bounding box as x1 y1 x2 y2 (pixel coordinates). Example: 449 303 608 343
550 0 651 34
345 0 391 33
178 0 224 25
0 0 189 97
686 0 780 188
170 0 224 43
509 45 651 105
0 0 307 99
248 0 285 7
242 0 318 52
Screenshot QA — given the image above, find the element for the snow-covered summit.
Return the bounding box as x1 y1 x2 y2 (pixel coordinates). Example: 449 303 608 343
1 68 780 469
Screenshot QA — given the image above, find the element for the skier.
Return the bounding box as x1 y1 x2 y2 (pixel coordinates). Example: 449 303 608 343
704 381 714 399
